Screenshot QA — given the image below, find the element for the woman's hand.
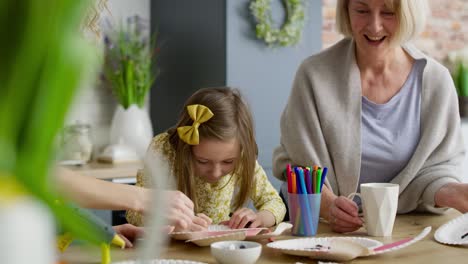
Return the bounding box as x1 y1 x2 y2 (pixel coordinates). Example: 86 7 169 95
164 190 197 230
328 196 363 233
161 191 213 232
222 208 275 229
172 213 212 232
187 213 212 231
435 182 468 213
320 185 362 233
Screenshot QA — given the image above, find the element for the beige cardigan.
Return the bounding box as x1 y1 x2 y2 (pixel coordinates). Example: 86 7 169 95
273 38 465 214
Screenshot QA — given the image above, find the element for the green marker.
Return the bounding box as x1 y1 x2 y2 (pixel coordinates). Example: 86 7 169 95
316 168 322 194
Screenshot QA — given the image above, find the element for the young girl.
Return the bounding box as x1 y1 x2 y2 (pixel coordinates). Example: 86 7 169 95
126 87 286 231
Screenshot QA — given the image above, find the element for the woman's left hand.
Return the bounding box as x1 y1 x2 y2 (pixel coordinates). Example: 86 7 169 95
435 182 468 213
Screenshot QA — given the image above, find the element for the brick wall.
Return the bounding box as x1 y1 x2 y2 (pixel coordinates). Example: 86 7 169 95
322 0 468 63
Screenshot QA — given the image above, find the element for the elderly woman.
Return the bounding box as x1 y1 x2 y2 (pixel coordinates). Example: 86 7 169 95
273 0 468 233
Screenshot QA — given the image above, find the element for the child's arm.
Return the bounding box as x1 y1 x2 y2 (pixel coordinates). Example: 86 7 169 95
250 161 287 226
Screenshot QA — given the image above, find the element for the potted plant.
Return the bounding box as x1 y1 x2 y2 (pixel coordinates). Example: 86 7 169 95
0 0 109 263
455 62 468 117
447 48 468 117
103 15 158 158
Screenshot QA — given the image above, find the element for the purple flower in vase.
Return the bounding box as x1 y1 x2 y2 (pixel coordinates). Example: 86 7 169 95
103 14 157 109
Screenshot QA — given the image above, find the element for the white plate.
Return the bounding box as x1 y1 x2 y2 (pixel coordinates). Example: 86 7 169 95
267 236 383 258
113 259 207 264
187 231 246 247
208 224 231 231
435 213 468 245
170 225 266 241
247 222 293 240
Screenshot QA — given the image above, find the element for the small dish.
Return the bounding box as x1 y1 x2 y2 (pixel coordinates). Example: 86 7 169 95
211 240 262 264
187 231 246 247
112 259 207 264
267 236 382 258
435 213 468 245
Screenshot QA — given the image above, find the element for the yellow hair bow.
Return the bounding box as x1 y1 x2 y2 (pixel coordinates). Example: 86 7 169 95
177 104 214 145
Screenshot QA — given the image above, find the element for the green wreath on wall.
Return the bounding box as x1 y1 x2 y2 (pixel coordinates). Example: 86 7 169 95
250 0 306 47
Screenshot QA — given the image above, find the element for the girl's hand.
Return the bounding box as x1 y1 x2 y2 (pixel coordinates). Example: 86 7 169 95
224 208 256 229
328 196 363 233
223 208 276 229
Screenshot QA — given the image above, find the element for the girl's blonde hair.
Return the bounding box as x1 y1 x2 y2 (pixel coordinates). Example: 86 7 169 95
336 0 429 46
168 87 258 212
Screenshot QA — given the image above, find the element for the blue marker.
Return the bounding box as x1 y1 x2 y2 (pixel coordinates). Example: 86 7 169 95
320 167 328 192
297 167 313 235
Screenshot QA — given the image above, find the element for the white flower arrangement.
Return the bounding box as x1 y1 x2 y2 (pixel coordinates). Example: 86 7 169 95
250 0 306 47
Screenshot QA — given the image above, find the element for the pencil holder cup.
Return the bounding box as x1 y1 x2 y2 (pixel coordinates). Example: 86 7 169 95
287 193 321 236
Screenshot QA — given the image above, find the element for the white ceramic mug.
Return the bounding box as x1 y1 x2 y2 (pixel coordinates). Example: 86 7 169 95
348 183 399 237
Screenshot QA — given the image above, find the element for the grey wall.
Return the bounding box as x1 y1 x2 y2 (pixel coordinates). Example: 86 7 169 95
150 0 322 189
226 1 322 188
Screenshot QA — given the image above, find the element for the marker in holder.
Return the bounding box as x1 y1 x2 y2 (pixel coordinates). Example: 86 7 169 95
287 192 321 236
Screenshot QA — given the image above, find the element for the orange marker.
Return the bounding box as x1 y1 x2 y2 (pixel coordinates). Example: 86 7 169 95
291 171 297 194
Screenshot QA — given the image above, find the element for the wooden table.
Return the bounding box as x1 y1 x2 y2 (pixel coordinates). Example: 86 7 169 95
62 161 142 181
62 210 467 263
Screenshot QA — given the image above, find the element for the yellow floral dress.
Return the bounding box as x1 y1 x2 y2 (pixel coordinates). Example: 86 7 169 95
126 133 286 226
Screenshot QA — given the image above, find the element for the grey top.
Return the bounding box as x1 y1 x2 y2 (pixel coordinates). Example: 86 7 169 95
273 38 464 214
359 60 424 186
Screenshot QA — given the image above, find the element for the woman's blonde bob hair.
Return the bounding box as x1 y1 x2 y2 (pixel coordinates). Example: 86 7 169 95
336 0 429 45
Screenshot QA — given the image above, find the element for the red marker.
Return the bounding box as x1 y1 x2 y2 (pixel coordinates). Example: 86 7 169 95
286 164 292 193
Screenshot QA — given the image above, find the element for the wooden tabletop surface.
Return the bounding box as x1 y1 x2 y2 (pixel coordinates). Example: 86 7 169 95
61 209 467 263
61 161 142 180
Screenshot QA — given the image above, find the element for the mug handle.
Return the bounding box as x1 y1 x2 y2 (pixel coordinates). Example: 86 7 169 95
347 192 361 201
347 192 366 225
